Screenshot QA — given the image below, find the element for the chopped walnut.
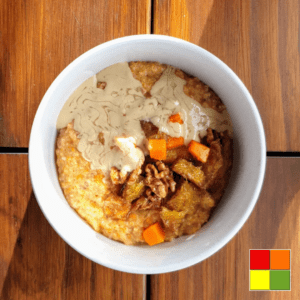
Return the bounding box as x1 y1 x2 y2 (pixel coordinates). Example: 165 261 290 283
206 128 214 145
145 189 162 204
130 162 176 212
110 166 128 185
140 121 159 138
97 81 107 89
98 132 105 145
131 196 162 211
127 167 142 185
144 161 176 198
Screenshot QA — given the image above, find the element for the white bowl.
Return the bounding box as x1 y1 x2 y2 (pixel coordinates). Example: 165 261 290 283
29 35 266 274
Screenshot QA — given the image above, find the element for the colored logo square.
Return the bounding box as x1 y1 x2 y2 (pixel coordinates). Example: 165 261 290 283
250 250 270 269
250 270 270 290
270 250 290 270
270 270 290 290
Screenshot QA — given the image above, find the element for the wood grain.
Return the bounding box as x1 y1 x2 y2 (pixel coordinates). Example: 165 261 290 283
154 0 300 151
0 155 31 293
150 158 300 299
0 155 146 299
0 0 151 147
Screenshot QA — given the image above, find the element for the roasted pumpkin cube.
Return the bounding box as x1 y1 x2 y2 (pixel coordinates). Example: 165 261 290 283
172 158 205 188
122 176 145 202
168 113 184 124
148 139 167 160
188 140 210 163
167 137 184 150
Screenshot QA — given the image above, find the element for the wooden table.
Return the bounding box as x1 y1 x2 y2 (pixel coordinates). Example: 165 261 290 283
1 0 299 299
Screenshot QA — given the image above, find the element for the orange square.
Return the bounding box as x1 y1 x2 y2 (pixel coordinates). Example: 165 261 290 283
270 250 290 270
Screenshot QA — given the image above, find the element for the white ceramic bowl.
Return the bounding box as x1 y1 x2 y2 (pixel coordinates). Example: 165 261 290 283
29 35 266 274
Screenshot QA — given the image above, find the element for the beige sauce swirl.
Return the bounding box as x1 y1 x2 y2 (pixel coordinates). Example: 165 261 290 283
57 62 232 176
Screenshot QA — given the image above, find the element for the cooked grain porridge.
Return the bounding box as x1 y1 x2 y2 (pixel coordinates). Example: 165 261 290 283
56 62 233 245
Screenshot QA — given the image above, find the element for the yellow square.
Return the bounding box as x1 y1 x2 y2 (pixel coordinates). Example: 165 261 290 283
250 270 270 290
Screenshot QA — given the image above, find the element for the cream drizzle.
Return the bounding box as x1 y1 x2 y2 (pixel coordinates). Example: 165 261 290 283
57 62 233 177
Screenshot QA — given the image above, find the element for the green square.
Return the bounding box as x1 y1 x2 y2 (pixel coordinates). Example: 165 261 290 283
270 270 290 290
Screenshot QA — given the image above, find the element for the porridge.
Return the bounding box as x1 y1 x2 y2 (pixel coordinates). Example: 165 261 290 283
56 62 233 245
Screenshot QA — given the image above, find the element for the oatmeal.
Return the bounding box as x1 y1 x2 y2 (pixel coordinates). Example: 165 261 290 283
56 62 233 245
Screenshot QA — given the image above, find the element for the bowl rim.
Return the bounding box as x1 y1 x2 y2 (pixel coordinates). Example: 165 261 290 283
29 34 266 274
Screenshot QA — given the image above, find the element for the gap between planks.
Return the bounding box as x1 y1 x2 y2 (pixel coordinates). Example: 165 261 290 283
146 274 151 300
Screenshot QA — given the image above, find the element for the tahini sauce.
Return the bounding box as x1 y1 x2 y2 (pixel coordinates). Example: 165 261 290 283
57 62 232 176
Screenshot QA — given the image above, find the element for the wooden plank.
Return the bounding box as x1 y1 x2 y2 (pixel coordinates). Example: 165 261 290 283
0 154 146 299
0 0 151 147
0 155 31 293
154 0 300 151
150 157 300 299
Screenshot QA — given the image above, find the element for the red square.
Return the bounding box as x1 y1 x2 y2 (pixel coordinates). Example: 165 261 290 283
250 250 270 270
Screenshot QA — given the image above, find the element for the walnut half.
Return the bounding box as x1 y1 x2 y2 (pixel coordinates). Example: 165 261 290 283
145 161 176 199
